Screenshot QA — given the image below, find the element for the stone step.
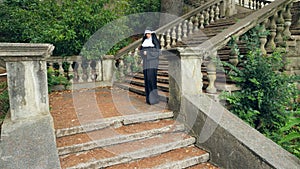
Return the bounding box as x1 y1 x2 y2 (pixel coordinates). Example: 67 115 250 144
115 82 169 102
187 162 220 169
128 73 169 84
57 119 184 156
60 133 196 169
55 111 173 137
124 77 169 92
106 145 209 169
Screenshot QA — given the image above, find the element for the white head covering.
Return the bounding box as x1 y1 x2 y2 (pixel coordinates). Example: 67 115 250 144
144 29 155 34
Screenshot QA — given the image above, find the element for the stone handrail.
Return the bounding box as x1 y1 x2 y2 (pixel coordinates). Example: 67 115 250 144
198 0 294 55
115 0 226 60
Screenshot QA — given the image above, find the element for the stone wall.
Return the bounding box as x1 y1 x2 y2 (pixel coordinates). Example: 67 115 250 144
178 94 300 169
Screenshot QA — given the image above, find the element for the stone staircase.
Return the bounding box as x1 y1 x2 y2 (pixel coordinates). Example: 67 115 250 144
51 88 219 169
116 10 252 100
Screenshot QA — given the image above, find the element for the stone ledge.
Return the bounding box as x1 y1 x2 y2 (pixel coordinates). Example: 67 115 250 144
0 43 54 61
0 114 60 169
179 94 300 169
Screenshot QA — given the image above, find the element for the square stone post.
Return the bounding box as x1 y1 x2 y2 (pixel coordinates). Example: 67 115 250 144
167 48 203 114
225 0 237 17
0 43 60 169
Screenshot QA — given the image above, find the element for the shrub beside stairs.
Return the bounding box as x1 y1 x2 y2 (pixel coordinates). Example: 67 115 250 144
55 109 219 169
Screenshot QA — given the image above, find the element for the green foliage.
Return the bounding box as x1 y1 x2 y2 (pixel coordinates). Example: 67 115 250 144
0 82 9 120
1 0 161 58
221 26 300 158
0 0 129 56
47 67 71 92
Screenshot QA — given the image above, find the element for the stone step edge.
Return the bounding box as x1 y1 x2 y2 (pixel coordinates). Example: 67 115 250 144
152 153 210 169
66 136 196 169
56 111 174 138
58 123 185 156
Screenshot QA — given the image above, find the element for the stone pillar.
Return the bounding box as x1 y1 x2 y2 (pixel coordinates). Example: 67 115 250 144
102 55 115 82
225 0 237 17
167 48 203 113
0 43 60 169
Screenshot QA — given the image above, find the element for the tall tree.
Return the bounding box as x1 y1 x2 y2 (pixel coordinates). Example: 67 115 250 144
160 0 183 16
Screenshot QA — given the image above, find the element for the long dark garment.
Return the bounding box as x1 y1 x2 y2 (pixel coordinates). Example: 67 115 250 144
141 47 160 104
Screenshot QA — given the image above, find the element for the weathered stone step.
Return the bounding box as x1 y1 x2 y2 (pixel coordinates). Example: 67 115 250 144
106 146 209 169
187 162 220 169
60 133 196 169
115 82 169 102
56 111 173 137
124 77 169 92
128 73 169 84
57 119 184 156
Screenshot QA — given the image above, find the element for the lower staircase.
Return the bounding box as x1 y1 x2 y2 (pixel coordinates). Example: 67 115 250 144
50 88 219 169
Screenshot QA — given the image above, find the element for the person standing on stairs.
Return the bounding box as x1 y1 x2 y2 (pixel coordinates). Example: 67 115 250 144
140 28 161 105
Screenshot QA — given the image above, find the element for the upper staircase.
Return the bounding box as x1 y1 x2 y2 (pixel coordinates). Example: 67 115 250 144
115 0 299 101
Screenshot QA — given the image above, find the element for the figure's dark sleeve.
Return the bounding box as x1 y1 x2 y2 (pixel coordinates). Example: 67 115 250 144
152 34 161 49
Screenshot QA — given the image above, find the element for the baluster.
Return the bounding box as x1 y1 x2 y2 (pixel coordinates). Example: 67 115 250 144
249 0 252 9
118 59 125 79
206 55 217 94
171 26 177 46
205 9 210 26
188 17 194 35
48 62 54 70
93 60 99 81
166 29 171 49
275 10 285 47
283 3 293 40
160 34 165 49
256 0 260 9
266 15 277 50
200 12 205 29
242 0 245 7
68 61 74 83
259 19 268 55
87 60 93 82
183 20 188 39
210 5 215 24
258 1 262 9
253 0 257 10
177 23 182 42
229 38 239 69
215 3 220 21
77 60 84 82
134 47 139 57
220 1 226 18
58 61 64 75
194 14 200 31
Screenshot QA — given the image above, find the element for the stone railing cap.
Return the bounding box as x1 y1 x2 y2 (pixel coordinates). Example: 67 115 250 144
0 43 55 61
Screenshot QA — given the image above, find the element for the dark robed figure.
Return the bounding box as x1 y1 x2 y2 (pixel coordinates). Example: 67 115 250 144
140 29 161 105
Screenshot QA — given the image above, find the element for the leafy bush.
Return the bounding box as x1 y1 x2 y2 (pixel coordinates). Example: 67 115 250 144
0 82 9 121
221 26 299 157
47 67 71 92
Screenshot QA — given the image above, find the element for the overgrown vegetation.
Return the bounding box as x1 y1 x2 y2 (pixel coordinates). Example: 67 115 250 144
221 26 300 158
0 0 161 57
47 67 71 93
0 81 9 123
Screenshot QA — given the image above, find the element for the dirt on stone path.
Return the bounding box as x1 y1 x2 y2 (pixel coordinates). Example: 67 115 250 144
49 86 169 130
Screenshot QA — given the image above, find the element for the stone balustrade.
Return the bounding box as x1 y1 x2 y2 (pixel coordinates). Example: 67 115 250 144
46 55 115 87
236 0 272 9
196 0 295 94
115 0 230 87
